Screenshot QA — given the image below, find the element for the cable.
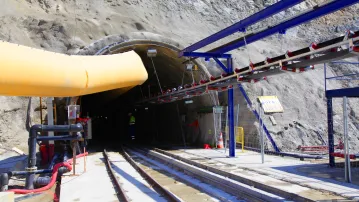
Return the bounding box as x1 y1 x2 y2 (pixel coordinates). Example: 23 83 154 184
139 86 144 99
191 66 195 84
181 69 185 86
278 33 284 53
243 35 251 63
150 57 163 93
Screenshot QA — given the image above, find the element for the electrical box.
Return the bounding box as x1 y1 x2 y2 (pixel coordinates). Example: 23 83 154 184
186 63 194 71
67 105 80 120
147 48 157 57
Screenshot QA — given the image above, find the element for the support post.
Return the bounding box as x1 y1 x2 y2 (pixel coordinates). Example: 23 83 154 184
46 98 55 159
227 58 235 157
343 96 351 183
40 97 43 124
72 141 76 176
259 102 264 164
327 97 335 167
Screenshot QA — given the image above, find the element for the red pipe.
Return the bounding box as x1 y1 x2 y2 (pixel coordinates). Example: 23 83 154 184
7 152 88 194
330 152 356 159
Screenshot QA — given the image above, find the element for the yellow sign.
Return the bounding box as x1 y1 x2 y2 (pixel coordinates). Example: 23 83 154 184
257 96 284 113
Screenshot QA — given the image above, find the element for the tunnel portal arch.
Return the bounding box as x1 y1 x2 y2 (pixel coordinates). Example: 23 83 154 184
55 32 219 147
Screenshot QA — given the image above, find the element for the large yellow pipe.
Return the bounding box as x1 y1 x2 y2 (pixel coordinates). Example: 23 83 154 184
0 41 148 97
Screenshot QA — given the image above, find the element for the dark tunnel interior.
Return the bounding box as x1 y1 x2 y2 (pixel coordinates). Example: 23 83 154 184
79 45 205 149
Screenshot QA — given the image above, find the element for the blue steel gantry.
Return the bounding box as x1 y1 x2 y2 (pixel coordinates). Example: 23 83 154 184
325 62 359 167
139 0 359 158
180 0 359 157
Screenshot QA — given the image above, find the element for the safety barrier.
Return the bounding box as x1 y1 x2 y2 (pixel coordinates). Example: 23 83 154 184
235 127 244 152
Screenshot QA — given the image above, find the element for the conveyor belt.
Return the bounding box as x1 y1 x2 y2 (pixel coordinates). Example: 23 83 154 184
138 32 359 105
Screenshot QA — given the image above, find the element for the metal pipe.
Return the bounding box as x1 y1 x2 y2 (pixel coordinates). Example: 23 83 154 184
343 96 351 183
0 173 9 191
37 133 82 141
224 106 228 154
331 61 359 65
242 145 323 159
46 98 55 144
48 154 59 170
326 73 359 80
10 169 52 176
324 63 327 93
213 107 218 148
26 124 83 189
34 176 51 187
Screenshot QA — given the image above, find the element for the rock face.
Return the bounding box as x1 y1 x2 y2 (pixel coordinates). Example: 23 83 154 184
1 0 359 152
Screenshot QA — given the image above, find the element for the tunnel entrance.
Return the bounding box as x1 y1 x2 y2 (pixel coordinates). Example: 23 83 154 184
78 41 212 149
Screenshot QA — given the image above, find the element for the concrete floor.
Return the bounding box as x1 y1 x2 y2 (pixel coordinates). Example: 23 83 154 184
173 148 359 201
60 153 118 202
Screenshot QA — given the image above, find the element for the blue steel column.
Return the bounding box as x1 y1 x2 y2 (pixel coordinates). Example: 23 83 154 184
327 97 335 167
227 58 235 157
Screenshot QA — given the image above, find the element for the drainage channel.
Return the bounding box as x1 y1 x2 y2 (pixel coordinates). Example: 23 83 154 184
122 146 244 202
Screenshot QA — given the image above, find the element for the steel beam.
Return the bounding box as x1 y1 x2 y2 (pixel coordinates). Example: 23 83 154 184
211 0 359 54
326 73 359 80
179 0 304 56
227 58 235 157
327 97 335 167
326 87 359 98
213 58 228 72
182 52 231 59
343 96 351 182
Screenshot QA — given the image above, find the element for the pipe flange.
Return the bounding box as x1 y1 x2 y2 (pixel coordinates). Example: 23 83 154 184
25 166 37 172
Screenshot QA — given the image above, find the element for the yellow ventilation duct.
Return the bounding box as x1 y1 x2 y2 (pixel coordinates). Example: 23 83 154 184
0 41 148 97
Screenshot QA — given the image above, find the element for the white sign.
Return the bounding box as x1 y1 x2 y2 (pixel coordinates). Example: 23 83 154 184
257 96 283 113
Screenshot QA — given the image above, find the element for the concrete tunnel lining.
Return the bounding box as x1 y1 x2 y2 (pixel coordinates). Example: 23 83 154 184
58 32 218 147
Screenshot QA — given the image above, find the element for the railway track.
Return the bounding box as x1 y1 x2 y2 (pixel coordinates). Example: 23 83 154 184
102 146 255 202
102 145 289 202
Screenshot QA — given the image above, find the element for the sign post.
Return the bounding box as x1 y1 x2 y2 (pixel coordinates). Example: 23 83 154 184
257 96 283 163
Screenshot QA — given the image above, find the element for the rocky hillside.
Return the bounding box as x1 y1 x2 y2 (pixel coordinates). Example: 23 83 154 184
1 0 359 153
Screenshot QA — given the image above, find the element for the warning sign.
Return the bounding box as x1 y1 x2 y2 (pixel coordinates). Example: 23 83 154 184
257 96 283 113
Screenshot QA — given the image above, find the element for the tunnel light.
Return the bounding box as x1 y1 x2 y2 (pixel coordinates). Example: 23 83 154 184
186 63 194 71
145 107 148 110
185 100 193 104
147 48 157 57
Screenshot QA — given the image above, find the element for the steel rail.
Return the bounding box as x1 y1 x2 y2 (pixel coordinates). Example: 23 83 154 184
102 149 130 202
120 146 183 202
129 146 266 202
139 35 359 104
